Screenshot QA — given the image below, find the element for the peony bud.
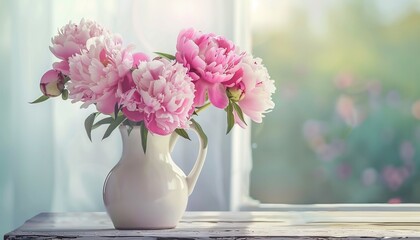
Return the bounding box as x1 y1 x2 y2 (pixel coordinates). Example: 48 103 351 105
227 82 245 102
40 70 65 97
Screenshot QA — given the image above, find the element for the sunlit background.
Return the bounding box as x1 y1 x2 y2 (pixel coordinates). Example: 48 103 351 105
1 0 420 237
251 0 420 204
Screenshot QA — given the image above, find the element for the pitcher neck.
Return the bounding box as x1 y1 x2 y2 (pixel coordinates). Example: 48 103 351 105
119 126 171 158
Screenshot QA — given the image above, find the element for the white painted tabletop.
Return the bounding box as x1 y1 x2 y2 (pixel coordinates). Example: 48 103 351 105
5 211 420 239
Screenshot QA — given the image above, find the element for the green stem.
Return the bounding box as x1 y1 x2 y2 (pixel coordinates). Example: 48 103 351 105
195 102 211 114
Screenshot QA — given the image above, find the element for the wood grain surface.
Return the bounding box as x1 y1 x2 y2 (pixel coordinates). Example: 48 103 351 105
5 211 420 239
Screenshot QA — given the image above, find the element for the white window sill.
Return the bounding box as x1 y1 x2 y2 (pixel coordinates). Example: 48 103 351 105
240 203 420 211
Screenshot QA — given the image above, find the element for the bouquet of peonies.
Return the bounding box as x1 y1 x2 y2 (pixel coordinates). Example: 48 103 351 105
33 19 275 151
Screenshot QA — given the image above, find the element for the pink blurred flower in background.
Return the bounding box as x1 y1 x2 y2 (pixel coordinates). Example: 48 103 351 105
229 55 276 127
176 28 243 108
400 141 415 163
388 197 402 204
382 165 410 191
50 19 109 75
336 163 352 180
120 58 195 135
302 120 346 162
336 95 363 127
411 100 420 120
334 73 354 89
361 168 378 186
67 34 136 114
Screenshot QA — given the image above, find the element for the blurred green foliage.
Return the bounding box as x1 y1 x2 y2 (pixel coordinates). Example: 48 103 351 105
250 1 420 203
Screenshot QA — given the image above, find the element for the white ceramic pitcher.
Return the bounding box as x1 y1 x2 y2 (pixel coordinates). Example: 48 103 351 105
103 125 208 229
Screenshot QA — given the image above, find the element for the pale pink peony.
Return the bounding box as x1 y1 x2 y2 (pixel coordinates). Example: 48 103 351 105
67 34 136 114
176 28 243 109
120 58 195 135
228 55 276 127
50 19 109 75
50 19 108 60
40 69 65 97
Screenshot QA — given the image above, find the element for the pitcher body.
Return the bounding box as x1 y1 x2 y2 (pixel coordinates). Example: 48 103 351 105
103 126 206 229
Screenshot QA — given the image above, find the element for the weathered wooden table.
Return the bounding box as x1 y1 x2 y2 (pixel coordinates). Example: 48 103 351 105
5 211 420 239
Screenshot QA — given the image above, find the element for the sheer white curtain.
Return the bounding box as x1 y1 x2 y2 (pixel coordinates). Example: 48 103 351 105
0 0 239 235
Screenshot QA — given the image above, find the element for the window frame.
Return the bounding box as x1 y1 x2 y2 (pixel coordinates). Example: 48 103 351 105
229 0 420 212
230 0 256 211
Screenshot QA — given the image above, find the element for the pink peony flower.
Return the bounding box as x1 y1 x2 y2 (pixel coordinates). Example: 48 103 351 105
50 19 109 75
50 19 108 60
176 28 243 109
120 58 195 135
67 34 137 114
40 69 65 97
228 55 276 127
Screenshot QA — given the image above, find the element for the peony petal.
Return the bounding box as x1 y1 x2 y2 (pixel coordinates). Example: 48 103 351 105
118 73 134 95
50 42 80 60
193 80 208 107
96 92 118 114
132 52 149 67
152 78 166 96
122 107 144 122
191 56 206 70
223 68 243 87
52 61 70 75
208 83 228 109
233 110 247 128
40 69 61 84
145 116 170 135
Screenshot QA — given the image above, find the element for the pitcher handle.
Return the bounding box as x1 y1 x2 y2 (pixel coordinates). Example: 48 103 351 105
169 123 208 195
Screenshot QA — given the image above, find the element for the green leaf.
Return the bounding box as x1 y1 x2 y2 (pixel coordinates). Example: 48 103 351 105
61 89 69 100
175 128 191 141
226 102 235 134
123 119 135 136
92 117 114 130
127 125 134 136
84 112 99 141
231 101 247 126
102 115 126 140
29 95 49 104
140 121 148 154
191 119 208 149
154 52 176 60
